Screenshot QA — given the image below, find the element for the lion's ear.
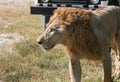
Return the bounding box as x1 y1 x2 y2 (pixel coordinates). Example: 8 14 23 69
64 12 78 24
58 13 78 26
72 13 78 20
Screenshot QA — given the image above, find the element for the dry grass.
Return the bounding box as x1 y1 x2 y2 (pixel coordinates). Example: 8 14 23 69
0 2 119 82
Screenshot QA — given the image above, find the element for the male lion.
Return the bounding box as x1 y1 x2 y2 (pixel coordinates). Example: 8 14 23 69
37 6 120 82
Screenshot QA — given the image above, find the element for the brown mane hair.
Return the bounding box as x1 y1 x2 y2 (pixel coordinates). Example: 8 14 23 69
53 8 102 60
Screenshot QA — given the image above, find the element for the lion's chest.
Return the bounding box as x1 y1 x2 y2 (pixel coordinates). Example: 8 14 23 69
65 34 103 60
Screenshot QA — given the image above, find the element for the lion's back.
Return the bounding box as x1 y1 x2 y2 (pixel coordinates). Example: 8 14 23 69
94 6 120 14
92 6 120 39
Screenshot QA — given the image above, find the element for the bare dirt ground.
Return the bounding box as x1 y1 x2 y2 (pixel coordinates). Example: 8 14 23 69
0 33 24 45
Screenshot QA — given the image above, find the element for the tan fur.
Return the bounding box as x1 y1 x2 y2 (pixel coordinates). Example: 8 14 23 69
37 6 120 82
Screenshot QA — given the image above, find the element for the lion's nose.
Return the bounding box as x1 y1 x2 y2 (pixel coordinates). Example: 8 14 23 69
38 40 43 44
37 36 44 45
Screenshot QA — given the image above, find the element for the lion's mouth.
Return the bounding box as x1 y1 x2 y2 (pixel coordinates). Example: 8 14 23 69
41 44 55 51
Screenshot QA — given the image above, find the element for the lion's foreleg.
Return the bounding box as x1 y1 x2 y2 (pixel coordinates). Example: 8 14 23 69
113 36 120 80
114 52 120 80
102 48 112 82
69 59 81 82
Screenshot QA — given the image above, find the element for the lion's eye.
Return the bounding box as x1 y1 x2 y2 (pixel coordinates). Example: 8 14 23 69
50 28 56 32
55 24 59 28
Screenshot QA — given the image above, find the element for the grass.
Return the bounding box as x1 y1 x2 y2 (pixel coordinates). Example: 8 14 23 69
0 2 120 82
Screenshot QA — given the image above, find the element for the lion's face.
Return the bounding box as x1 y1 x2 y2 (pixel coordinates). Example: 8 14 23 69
37 17 67 50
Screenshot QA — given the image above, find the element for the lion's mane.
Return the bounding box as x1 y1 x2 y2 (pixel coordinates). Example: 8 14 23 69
53 8 102 60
